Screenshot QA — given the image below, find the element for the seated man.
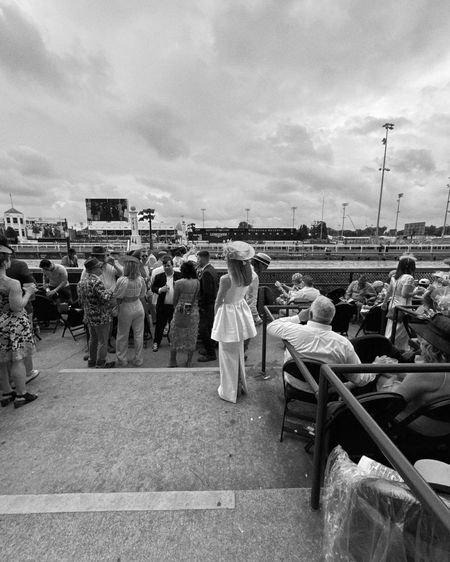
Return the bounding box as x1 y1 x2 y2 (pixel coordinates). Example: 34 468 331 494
345 275 376 321
39 258 72 304
267 295 375 392
290 275 321 322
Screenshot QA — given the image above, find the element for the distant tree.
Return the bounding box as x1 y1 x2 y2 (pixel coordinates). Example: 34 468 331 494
297 224 309 240
238 221 252 229
310 221 328 240
425 225 438 236
5 227 18 243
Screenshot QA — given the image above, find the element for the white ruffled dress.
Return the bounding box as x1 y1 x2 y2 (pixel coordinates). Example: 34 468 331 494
211 284 256 343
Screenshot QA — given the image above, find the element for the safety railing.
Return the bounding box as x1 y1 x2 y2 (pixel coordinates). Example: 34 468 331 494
311 362 450 536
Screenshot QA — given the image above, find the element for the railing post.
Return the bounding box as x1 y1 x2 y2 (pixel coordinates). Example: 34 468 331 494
261 308 267 376
311 367 329 510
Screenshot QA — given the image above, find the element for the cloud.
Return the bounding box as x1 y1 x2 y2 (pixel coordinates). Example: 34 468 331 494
127 102 190 160
0 4 111 94
6 146 58 178
392 148 436 174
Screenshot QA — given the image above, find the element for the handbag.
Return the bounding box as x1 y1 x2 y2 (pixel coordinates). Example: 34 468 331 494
175 282 199 328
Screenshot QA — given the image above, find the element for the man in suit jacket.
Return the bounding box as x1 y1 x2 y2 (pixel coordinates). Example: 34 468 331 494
151 255 182 351
197 250 219 362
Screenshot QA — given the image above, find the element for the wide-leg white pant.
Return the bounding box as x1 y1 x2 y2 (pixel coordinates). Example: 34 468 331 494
217 340 248 403
385 319 409 351
116 300 145 365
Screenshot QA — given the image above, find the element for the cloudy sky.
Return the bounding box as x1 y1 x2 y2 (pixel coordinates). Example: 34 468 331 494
1 0 450 232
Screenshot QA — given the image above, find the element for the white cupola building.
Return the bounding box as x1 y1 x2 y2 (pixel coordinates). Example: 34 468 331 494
3 207 27 242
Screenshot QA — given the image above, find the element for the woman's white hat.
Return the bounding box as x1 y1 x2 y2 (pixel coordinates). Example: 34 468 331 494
224 241 255 261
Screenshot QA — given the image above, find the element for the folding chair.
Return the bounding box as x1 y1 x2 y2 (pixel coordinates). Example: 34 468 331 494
280 358 325 442
355 305 384 336
331 303 354 336
306 392 407 462
33 294 62 333
61 305 87 341
392 396 450 463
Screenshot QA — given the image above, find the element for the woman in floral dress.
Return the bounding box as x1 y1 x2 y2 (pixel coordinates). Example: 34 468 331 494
0 243 37 407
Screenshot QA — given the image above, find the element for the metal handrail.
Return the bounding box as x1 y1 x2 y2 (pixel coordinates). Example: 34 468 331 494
282 340 320 394
311 362 450 536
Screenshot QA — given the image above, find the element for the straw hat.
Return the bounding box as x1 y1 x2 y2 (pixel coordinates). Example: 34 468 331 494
409 315 450 355
224 241 255 261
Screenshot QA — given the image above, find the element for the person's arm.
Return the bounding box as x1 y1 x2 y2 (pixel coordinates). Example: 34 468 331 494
394 373 441 405
401 276 415 299
8 279 35 312
173 280 181 308
344 282 353 300
202 270 217 303
214 275 231 314
112 277 126 303
266 315 301 338
94 279 113 303
246 276 260 321
47 267 68 296
381 282 394 310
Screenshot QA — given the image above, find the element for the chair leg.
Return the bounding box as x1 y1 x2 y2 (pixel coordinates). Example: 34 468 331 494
280 399 289 442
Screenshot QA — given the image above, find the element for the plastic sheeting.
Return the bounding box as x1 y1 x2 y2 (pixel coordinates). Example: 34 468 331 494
322 446 450 562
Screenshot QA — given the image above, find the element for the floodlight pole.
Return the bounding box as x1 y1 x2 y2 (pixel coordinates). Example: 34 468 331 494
375 123 394 238
341 203 348 239
201 208 206 228
441 182 450 238
291 206 297 229
394 193 404 237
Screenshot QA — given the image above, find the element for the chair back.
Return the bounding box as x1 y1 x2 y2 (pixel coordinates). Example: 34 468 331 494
331 303 354 335
66 306 84 327
326 392 407 460
327 287 346 305
363 305 384 333
350 334 394 363
33 294 61 322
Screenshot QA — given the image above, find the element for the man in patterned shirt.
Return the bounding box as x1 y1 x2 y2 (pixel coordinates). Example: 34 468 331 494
77 258 114 368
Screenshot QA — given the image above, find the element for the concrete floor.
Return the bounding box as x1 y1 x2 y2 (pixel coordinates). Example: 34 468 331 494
0 322 328 561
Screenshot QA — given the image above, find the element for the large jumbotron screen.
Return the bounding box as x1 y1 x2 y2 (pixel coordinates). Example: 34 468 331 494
85 199 129 223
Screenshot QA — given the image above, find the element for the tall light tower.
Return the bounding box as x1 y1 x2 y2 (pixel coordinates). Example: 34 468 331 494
291 206 297 229
341 203 348 239
441 181 450 238
201 208 206 228
375 122 394 238
394 193 404 237
245 208 250 225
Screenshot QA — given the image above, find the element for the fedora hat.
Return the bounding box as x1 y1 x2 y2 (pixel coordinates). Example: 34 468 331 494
253 252 271 268
224 241 255 261
84 257 102 272
409 314 450 356
91 246 107 256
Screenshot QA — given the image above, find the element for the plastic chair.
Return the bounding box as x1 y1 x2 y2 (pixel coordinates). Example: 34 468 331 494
331 303 354 336
392 396 450 463
33 294 62 333
355 305 384 336
350 334 396 363
280 358 325 442
61 305 86 341
306 392 407 461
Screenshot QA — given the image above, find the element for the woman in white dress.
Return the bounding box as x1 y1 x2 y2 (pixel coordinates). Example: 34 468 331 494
211 242 257 403
383 255 416 351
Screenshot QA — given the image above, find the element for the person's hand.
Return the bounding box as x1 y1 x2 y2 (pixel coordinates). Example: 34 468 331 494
47 289 56 297
381 301 387 311
160 285 169 293
106 257 115 265
24 284 37 295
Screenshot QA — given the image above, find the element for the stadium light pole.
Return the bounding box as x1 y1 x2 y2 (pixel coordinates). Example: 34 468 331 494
245 208 250 225
341 203 348 239
375 122 394 238
291 206 297 229
441 182 450 238
201 208 206 228
394 193 404 237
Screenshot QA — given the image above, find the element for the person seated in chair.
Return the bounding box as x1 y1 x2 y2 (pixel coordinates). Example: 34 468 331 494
344 275 376 322
376 316 450 418
267 296 375 392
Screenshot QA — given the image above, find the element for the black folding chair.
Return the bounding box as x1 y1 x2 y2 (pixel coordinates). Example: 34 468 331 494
355 305 384 336
33 294 62 333
331 303 354 336
61 305 86 341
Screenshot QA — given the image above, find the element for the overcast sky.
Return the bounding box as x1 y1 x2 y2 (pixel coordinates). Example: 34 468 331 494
1 0 450 231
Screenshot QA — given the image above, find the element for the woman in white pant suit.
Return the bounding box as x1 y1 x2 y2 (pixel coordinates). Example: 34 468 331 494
113 256 147 367
211 242 257 403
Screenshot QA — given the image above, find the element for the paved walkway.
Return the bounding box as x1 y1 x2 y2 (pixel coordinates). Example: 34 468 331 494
0 322 333 561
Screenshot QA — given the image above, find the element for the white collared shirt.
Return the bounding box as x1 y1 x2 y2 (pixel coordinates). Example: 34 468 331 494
267 317 374 387
165 273 174 305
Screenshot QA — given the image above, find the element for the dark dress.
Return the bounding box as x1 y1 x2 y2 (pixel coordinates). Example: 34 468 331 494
170 278 200 352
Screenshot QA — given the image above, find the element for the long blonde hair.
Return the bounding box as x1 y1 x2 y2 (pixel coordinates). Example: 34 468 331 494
124 260 141 279
227 258 253 287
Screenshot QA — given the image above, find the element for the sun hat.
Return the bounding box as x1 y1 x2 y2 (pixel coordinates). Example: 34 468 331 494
91 246 107 256
292 273 303 283
409 314 450 356
122 255 140 264
372 280 384 289
84 257 101 272
0 243 13 254
224 241 255 261
418 278 431 287
253 252 271 267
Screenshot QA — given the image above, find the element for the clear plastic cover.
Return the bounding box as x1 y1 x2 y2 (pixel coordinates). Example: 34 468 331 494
322 446 450 562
